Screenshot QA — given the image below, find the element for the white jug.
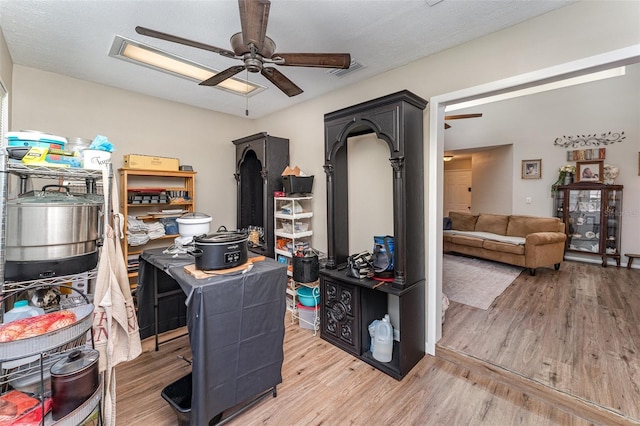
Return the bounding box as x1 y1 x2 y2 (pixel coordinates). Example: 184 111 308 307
372 314 393 363
3 300 44 324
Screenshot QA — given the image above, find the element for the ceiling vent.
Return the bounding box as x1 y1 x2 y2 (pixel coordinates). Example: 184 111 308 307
327 59 365 78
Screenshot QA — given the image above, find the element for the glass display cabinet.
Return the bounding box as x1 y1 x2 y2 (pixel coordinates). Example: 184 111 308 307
554 183 623 266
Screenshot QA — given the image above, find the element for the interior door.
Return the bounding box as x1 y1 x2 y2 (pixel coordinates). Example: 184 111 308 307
444 170 472 216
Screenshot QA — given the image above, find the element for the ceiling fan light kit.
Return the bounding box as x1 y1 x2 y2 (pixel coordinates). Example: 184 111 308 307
109 36 264 96
133 0 351 97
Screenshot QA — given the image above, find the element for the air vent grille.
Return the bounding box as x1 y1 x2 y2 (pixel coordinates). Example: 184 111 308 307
327 59 365 78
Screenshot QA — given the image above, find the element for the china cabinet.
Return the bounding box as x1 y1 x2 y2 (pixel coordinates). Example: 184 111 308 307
554 183 623 266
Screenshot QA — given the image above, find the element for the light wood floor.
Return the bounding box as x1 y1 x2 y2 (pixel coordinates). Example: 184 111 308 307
438 260 640 424
115 260 638 425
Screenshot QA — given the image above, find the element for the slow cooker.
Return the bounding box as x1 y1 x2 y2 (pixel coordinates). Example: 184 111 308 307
176 212 212 238
192 230 248 270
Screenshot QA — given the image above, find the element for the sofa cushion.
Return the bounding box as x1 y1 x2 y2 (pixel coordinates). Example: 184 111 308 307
507 215 563 237
483 240 526 255
449 234 484 248
449 211 478 231
475 214 509 235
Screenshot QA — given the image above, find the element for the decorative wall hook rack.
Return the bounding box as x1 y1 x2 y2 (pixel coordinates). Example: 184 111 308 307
554 131 625 148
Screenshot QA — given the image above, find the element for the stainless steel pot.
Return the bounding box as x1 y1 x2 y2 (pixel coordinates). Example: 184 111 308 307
193 231 248 270
50 349 99 420
5 185 102 280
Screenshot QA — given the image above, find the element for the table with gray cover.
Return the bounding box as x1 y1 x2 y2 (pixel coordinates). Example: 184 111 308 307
138 248 287 425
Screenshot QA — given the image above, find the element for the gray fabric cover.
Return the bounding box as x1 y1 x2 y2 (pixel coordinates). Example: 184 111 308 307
138 249 287 425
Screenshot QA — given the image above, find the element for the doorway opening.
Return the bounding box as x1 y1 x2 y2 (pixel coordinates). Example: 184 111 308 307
426 44 640 355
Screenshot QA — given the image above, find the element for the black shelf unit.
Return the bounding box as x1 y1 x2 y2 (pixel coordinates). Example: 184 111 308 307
233 132 289 259
320 90 427 380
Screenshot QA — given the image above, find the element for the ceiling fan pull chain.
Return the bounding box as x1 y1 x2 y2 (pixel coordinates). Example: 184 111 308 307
246 69 250 117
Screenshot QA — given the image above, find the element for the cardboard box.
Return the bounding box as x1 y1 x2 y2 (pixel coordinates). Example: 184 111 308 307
123 154 179 171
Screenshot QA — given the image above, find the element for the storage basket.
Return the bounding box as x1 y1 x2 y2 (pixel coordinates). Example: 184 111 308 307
283 175 314 195
297 303 319 330
292 253 319 283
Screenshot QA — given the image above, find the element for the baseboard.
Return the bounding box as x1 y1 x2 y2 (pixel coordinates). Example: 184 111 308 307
436 345 638 425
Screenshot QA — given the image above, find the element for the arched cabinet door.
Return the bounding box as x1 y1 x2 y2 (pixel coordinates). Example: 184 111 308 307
322 90 427 290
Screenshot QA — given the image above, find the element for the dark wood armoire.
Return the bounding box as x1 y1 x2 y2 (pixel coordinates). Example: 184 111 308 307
233 132 289 258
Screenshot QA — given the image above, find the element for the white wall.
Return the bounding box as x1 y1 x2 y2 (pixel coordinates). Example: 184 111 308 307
9 66 255 230
469 146 513 215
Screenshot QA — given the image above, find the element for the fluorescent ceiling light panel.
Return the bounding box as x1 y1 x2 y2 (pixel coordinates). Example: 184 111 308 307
109 36 264 96
446 67 626 112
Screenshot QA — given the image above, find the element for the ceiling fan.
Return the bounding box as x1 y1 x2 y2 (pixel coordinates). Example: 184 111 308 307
444 113 483 129
135 0 351 97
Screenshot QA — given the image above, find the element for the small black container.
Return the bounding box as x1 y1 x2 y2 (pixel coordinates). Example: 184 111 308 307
292 252 319 283
283 175 314 195
162 373 222 426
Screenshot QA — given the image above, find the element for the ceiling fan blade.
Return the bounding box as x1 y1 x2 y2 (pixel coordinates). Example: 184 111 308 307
444 113 483 120
273 53 351 69
239 0 270 54
135 26 236 58
199 65 246 86
261 67 303 97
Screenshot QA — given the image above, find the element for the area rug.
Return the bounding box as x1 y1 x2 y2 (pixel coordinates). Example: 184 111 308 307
442 254 524 310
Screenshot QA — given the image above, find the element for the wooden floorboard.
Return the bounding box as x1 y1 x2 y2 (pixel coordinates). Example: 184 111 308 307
115 259 639 425
438 260 640 424
117 318 590 425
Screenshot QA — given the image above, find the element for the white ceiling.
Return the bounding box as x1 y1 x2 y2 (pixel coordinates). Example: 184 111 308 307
0 0 573 119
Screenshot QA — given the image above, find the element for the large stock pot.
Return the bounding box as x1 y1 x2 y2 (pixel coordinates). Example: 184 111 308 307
5 185 102 280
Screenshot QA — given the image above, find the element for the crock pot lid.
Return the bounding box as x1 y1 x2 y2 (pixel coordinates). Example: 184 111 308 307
12 192 101 206
195 231 247 243
179 212 211 220
50 349 99 375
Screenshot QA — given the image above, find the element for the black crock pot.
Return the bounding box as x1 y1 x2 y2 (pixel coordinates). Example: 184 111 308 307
50 349 100 420
193 231 248 270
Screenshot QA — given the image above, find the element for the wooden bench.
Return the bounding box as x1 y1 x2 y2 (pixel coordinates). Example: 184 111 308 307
625 253 640 269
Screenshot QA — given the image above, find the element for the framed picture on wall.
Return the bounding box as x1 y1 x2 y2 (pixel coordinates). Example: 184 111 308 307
576 160 604 183
522 159 541 179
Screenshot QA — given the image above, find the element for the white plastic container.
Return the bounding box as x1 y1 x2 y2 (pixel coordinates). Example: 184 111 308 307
3 300 44 324
372 314 394 363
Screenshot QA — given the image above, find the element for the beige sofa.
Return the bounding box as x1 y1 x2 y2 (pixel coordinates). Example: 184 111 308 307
443 212 566 275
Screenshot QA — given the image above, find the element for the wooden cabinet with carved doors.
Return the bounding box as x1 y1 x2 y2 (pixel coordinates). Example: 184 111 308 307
554 183 623 267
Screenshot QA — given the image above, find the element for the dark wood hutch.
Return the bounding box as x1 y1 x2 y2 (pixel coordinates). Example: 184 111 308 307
233 132 289 258
320 90 427 380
